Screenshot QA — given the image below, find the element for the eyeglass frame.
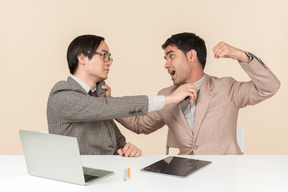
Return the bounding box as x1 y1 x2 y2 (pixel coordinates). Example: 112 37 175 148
93 51 113 64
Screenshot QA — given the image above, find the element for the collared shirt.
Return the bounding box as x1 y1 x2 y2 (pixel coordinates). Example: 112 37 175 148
70 75 165 112
183 75 205 133
71 75 96 93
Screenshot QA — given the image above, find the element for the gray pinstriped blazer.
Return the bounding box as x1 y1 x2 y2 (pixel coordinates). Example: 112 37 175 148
47 77 148 155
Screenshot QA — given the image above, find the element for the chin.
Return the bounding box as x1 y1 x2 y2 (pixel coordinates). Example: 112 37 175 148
173 79 185 86
173 81 180 86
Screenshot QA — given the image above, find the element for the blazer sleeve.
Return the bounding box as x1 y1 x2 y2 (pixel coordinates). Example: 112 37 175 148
117 86 175 134
229 55 280 108
117 108 166 135
47 82 149 123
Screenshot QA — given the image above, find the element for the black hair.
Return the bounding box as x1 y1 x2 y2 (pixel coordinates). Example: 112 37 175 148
162 32 207 69
67 34 105 74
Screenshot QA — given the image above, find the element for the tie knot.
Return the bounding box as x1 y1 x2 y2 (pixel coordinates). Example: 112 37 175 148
88 90 97 97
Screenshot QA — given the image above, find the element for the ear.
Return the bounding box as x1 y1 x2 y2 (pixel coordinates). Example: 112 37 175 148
187 49 197 63
77 53 86 66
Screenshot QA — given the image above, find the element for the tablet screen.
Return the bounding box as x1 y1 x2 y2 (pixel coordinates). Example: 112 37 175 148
141 156 211 178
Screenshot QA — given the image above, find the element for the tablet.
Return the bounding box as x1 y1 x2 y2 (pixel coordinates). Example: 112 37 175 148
141 156 211 178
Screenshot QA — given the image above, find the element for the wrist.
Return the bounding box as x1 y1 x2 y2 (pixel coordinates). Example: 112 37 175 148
237 51 250 63
244 51 253 63
164 95 173 105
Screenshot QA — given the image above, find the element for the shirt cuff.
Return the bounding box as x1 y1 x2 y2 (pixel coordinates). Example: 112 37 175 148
243 51 253 64
148 95 165 112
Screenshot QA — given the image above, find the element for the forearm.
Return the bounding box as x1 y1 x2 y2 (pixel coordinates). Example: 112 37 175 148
232 55 280 108
117 111 165 134
48 93 149 122
239 54 280 96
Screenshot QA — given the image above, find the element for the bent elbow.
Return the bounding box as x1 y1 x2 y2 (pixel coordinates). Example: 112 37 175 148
268 78 281 96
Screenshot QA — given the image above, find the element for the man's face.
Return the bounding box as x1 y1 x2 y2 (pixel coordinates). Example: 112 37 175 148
85 41 112 81
164 45 193 86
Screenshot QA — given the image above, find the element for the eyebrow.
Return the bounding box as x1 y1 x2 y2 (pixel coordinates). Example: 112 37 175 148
101 50 111 56
164 50 175 59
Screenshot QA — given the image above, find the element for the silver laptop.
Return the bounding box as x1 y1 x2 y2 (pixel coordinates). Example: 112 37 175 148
19 130 114 185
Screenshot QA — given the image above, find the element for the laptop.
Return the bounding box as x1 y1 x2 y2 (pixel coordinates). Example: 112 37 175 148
19 130 114 185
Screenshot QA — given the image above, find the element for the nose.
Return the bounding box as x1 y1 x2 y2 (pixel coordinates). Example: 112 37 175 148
106 60 112 67
164 60 170 69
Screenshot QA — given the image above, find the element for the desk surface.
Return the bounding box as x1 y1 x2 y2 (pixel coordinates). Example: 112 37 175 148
1 155 288 192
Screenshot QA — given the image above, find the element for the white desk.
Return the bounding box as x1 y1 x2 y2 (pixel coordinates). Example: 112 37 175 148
1 155 288 192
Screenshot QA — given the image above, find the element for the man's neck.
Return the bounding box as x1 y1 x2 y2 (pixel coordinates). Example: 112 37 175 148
73 73 98 90
186 71 204 84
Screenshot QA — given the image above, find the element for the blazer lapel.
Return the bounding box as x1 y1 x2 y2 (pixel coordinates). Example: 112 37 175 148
164 86 193 137
194 75 215 140
168 103 193 136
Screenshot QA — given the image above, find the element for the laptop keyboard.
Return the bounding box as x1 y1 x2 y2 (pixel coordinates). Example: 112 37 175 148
84 174 99 183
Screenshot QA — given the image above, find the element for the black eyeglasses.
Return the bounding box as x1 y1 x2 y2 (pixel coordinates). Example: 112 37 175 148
94 52 113 64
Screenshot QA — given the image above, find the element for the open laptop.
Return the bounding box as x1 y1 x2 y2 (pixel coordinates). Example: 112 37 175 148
19 130 114 185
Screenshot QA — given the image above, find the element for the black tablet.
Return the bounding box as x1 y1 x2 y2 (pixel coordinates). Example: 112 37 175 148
141 156 211 178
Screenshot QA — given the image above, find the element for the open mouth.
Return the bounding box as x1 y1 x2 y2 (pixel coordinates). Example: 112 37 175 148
169 70 175 76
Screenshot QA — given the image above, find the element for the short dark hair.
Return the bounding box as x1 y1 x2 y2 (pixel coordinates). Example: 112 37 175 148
67 34 105 74
162 32 207 69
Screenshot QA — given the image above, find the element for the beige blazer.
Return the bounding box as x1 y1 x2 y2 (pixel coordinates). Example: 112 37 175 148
118 55 280 155
47 77 148 155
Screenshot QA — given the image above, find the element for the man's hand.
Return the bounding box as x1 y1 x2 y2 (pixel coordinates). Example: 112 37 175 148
213 42 250 63
118 142 142 157
165 84 197 105
101 84 111 98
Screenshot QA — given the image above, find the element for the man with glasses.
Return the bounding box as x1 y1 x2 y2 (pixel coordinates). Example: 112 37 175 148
118 32 280 155
47 34 196 157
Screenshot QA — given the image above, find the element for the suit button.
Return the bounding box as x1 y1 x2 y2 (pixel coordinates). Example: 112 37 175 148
193 145 198 150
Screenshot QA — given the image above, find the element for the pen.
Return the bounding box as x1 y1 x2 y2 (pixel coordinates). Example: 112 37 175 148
124 169 127 181
127 168 130 179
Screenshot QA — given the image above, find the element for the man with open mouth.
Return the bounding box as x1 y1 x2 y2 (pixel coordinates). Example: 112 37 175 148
118 32 280 155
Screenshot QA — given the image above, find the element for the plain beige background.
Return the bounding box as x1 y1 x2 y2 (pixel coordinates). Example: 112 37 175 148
1 0 287 155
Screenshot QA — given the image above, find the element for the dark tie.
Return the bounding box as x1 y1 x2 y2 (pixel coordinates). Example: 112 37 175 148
180 96 190 112
180 89 200 113
88 90 98 97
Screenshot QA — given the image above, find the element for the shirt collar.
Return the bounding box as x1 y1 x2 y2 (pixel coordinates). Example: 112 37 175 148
70 75 97 93
193 74 205 91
